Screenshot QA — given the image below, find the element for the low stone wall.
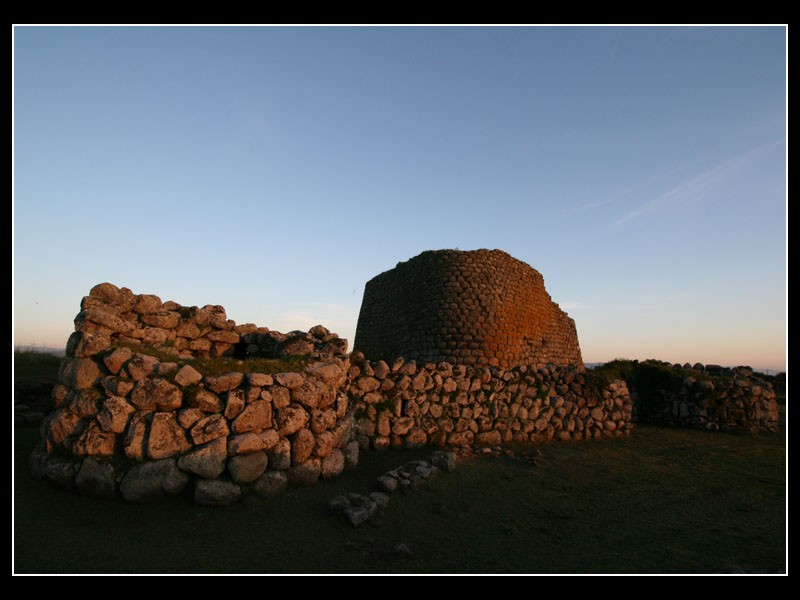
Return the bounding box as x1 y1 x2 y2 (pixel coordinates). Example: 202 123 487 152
347 354 633 449
621 361 780 432
31 283 358 505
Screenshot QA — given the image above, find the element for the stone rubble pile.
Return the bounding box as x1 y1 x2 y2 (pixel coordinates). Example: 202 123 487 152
328 451 457 527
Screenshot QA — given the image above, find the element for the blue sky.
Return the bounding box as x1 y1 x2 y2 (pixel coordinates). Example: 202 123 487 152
13 26 786 371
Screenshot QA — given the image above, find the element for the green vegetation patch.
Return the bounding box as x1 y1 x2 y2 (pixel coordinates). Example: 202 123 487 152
110 341 310 376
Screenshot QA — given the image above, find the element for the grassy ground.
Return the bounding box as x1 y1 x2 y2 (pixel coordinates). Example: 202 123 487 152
12 352 786 574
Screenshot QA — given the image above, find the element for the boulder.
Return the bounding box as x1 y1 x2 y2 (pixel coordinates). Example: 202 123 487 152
252 470 288 497
186 389 223 413
276 405 310 436
120 459 190 502
130 378 182 411
204 372 244 394
286 458 321 486
274 372 305 389
97 396 135 433
291 428 316 464
194 480 241 506
44 456 80 487
232 400 272 433
60 357 102 390
73 421 117 456
177 438 227 479
227 451 268 484
320 449 345 479
228 432 266 455
224 389 246 420
277 336 314 357
75 458 116 498
174 365 203 387
126 354 160 381
147 413 190 459
123 412 149 461
191 414 229 445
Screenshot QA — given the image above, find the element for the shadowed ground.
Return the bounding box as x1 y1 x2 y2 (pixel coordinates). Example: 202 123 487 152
13 353 785 574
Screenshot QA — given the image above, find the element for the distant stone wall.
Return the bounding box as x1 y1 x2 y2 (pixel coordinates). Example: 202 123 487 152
624 361 780 433
354 250 583 370
347 355 632 449
32 283 358 505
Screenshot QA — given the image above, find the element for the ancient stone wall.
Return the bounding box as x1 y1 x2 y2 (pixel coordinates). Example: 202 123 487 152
32 283 358 505
347 355 633 450
621 361 780 433
354 249 583 370
30 278 779 506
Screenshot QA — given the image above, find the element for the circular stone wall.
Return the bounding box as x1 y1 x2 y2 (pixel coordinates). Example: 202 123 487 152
354 249 584 369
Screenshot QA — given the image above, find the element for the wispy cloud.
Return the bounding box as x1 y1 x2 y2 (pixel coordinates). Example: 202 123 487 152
613 140 782 226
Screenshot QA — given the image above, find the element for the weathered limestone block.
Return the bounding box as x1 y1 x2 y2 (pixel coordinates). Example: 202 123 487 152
60 357 102 390
100 376 134 398
126 354 159 381
276 405 310 436
69 388 102 418
97 396 135 433
177 407 204 429
73 421 116 456
186 389 222 413
310 425 333 456
190 414 229 445
174 365 203 387
140 311 181 329
257 429 280 451
224 389 246 420
248 373 274 387
291 428 316 463
204 372 244 394
274 372 305 389
228 432 266 455
147 413 190 459
130 378 182 411
232 399 272 433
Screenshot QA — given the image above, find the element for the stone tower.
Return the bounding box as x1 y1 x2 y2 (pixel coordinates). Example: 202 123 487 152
354 249 583 369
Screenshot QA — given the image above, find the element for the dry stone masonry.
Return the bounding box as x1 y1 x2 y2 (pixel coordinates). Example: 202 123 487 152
30 250 780 505
614 360 780 433
32 283 358 505
348 354 633 450
354 249 583 369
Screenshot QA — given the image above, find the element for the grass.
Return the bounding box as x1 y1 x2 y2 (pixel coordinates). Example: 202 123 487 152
14 424 785 574
12 353 786 573
110 341 311 376
14 349 62 381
